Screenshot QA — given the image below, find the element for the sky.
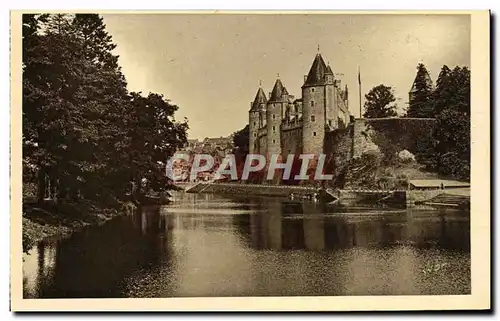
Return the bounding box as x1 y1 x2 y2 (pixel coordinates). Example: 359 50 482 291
102 13 470 140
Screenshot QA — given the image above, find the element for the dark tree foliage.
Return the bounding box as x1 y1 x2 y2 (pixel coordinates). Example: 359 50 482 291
232 125 249 155
432 65 452 116
126 92 188 199
231 125 250 181
431 66 470 180
22 14 188 205
407 63 434 118
363 84 398 118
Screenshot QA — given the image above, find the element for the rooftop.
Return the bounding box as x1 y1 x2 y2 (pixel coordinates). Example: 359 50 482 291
250 87 267 111
303 53 330 87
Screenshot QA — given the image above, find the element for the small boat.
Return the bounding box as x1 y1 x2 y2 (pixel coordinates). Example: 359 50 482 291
317 188 338 203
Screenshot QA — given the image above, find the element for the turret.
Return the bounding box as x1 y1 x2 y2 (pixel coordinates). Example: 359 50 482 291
302 53 332 157
324 64 336 129
249 87 267 154
266 78 287 159
325 64 334 84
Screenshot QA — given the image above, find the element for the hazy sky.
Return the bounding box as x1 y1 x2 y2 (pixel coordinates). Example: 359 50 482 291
102 13 470 140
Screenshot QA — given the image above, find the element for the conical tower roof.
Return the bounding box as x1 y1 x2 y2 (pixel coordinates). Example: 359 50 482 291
250 87 267 111
325 64 333 75
303 53 329 87
269 78 288 102
410 64 433 93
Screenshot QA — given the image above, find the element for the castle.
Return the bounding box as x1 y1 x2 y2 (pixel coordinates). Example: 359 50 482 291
248 52 351 163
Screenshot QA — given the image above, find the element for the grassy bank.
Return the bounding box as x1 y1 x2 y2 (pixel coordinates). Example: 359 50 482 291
22 199 136 253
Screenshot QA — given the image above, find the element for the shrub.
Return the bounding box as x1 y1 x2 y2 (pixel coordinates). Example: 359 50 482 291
397 149 416 163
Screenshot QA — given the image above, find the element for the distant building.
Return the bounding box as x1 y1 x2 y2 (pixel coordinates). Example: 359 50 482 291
182 136 233 154
174 135 234 182
201 136 233 154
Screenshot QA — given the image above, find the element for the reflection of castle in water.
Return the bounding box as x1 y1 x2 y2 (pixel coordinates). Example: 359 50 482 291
246 202 470 251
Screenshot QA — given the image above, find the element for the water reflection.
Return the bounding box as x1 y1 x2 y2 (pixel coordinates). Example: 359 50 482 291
23 192 470 298
244 199 469 252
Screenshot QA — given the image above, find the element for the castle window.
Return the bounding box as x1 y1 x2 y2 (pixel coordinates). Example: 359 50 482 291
254 133 257 137
313 132 317 137
272 126 276 132
253 121 256 126
328 120 332 126
273 114 276 119
311 115 315 122
311 101 314 107
311 88 315 93
273 139 276 144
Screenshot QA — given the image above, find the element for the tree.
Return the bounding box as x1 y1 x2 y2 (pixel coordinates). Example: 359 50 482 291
231 125 249 180
67 14 133 200
432 65 452 116
407 63 434 118
363 84 398 118
126 92 188 200
232 125 249 154
431 66 470 180
23 14 83 202
22 13 189 205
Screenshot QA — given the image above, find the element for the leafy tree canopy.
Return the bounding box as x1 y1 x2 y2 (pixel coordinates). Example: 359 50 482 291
363 84 398 118
22 14 189 204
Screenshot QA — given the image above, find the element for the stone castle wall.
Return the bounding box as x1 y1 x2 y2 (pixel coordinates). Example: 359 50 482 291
281 125 303 160
320 118 437 187
324 125 353 182
352 118 437 159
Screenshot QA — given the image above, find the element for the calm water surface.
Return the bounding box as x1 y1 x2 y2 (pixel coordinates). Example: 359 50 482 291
23 192 470 298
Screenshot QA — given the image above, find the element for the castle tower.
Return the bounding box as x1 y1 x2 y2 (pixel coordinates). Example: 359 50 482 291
301 53 334 158
249 86 267 154
266 78 288 160
324 64 336 129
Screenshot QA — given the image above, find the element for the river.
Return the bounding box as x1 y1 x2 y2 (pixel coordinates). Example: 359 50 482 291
23 191 470 298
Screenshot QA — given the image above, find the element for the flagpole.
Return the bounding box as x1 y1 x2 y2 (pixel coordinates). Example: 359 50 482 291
358 66 362 118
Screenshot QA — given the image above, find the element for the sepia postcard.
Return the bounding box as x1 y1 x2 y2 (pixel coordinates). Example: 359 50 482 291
10 10 490 312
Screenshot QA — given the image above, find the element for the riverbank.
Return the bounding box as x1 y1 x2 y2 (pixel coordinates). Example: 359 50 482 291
22 199 137 253
185 182 470 209
186 182 317 198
